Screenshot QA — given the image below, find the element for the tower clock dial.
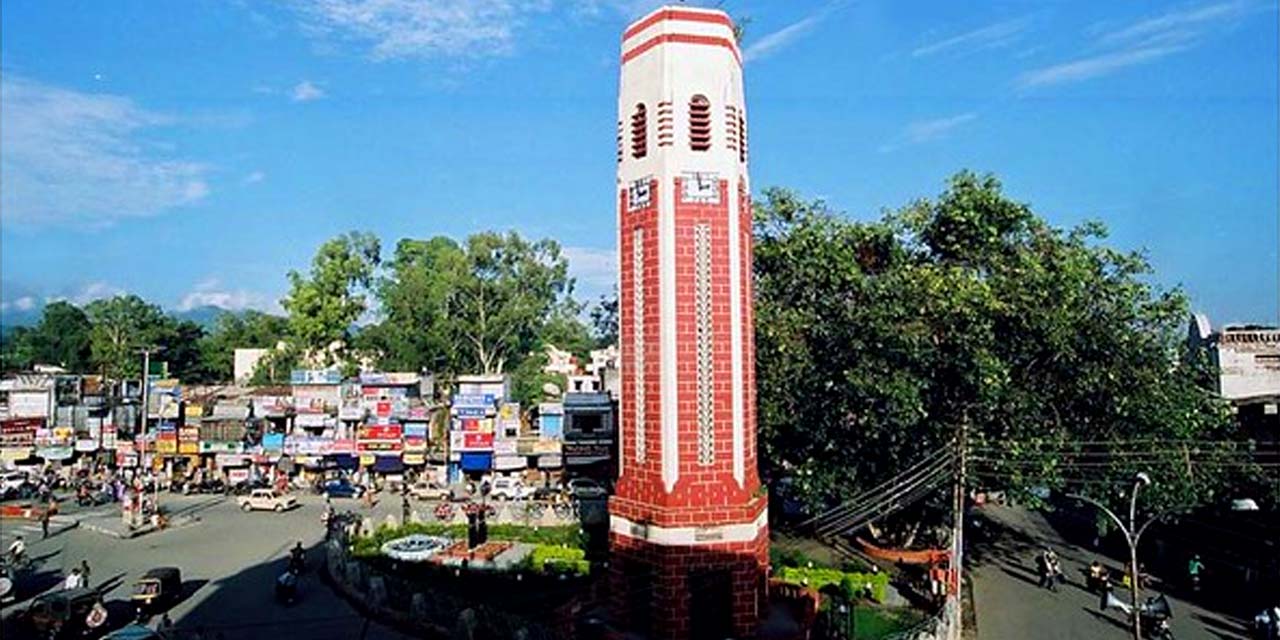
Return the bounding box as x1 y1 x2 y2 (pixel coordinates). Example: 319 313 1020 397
681 171 720 203
628 178 652 210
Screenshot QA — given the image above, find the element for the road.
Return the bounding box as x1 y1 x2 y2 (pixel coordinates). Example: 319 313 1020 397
2 491 416 639
969 503 1255 640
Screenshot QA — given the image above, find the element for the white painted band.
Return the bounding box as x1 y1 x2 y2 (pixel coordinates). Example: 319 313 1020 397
610 507 768 547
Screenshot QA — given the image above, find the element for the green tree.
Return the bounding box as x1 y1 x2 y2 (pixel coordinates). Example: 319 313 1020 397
281 232 381 369
161 319 208 382
446 231 574 374
198 311 290 382
85 295 173 379
754 173 1255 531
366 237 466 373
2 302 92 371
589 287 619 348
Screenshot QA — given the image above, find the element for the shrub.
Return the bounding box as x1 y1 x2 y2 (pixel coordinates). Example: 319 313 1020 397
524 545 590 576
351 523 585 558
775 566 889 604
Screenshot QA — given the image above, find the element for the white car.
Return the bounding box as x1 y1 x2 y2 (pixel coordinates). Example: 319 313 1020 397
567 478 607 500
489 478 534 501
1 472 28 495
408 481 449 501
238 489 298 512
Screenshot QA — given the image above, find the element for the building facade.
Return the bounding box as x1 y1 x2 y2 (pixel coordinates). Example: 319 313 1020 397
608 7 768 639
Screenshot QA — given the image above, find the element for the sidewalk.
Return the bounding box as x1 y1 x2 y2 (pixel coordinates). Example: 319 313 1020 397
0 514 78 539
77 495 218 539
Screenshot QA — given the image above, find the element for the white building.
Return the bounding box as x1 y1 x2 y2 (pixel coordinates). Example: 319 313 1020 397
1190 314 1280 435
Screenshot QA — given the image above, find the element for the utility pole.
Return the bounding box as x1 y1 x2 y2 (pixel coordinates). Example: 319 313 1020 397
949 420 968 640
138 346 165 515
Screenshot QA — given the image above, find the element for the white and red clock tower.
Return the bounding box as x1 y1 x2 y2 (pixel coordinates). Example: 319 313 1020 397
609 6 767 639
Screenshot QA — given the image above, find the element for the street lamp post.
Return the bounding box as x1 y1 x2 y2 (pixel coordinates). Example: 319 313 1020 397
1068 472 1159 640
137 346 165 520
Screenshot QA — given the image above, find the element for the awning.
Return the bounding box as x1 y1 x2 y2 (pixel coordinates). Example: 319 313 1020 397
372 455 404 473
329 454 359 470
459 452 492 472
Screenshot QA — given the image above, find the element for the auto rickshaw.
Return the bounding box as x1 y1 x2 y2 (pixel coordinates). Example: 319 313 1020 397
19 587 103 638
132 566 181 618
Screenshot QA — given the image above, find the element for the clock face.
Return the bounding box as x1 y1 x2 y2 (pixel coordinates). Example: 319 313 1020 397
628 178 652 210
682 172 720 204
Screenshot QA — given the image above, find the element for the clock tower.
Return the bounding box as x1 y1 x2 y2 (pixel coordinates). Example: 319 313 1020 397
609 6 768 639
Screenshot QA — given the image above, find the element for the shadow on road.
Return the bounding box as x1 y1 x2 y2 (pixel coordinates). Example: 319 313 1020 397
1081 606 1130 633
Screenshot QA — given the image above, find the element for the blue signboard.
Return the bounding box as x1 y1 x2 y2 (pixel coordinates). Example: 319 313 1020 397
262 433 285 451
452 394 495 408
453 406 488 418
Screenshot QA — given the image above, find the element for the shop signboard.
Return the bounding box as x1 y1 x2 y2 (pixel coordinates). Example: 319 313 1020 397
452 394 494 408
101 426 117 450
52 426 75 445
74 438 98 452
462 432 494 450
330 439 356 455
532 439 562 454
357 440 402 453
291 369 342 385
375 401 392 419
199 441 243 454
493 439 518 455
155 438 177 455
403 424 427 439
402 453 425 465
215 453 250 467
117 452 138 468
359 453 376 467
226 468 250 484
453 406 487 418
38 446 74 461
339 402 365 421
0 418 40 448
358 424 402 441
494 454 525 470
261 433 285 451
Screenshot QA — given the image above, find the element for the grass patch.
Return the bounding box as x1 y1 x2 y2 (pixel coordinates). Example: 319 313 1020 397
352 522 585 558
522 545 590 576
775 566 890 604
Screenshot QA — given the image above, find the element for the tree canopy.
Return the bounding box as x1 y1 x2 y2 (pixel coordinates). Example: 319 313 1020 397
754 172 1264 524
281 231 381 369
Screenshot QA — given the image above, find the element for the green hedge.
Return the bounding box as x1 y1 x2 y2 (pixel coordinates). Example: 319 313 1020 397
352 523 584 558
523 545 590 576
775 566 889 603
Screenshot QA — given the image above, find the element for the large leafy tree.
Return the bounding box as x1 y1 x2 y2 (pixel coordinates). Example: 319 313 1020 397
2 302 92 371
281 232 381 369
589 287 619 348
447 231 574 374
365 237 467 373
85 295 174 379
198 311 290 382
755 173 1257 530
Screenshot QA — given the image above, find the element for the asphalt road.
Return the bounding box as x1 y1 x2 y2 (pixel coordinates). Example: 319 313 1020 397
969 503 1254 640
2 492 415 639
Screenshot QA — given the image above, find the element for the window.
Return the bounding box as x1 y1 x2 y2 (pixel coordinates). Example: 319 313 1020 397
689 95 711 151
630 104 647 159
616 120 623 163
738 113 747 163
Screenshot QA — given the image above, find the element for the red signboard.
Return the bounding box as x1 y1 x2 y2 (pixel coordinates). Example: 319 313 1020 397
463 433 494 449
358 424 402 441
376 401 392 418
330 439 356 454
0 417 39 447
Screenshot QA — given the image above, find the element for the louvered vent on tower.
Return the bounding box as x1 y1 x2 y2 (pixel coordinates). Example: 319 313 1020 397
725 105 739 153
738 113 747 163
630 104 648 159
689 95 711 152
617 120 624 163
657 101 674 147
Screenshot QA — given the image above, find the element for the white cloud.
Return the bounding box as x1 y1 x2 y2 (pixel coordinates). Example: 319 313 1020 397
743 14 824 63
45 282 127 307
912 17 1032 58
242 170 267 185
1019 0 1268 89
291 80 326 102
178 278 277 312
1017 46 1186 88
287 0 554 60
563 246 617 297
880 113 978 152
13 296 36 312
0 75 211 228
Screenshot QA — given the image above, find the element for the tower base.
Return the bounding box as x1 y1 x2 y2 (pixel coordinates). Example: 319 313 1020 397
609 516 769 640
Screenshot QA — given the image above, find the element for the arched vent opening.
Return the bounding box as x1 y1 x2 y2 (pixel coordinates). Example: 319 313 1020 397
630 104 648 159
689 95 712 152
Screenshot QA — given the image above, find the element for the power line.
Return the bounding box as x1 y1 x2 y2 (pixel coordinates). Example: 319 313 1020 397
796 444 954 531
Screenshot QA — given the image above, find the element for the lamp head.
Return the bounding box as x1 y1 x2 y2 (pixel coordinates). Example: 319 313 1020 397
1135 472 1151 487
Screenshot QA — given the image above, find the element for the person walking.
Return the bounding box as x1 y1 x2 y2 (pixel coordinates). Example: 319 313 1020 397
79 560 91 588
401 488 411 525
40 508 51 539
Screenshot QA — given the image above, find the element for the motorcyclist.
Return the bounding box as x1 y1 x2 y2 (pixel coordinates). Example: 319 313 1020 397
6 536 25 566
289 542 305 572
1187 554 1204 592
1088 560 1107 591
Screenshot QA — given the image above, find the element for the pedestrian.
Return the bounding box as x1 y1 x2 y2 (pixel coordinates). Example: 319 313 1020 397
401 492 411 525
41 509 51 539
80 559 91 587
63 568 83 590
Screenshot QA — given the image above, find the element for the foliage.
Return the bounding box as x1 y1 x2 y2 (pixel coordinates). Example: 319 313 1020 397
365 237 466 374
84 295 175 378
754 172 1252 529
0 302 92 372
509 352 567 410
589 287 619 348
198 311 289 382
281 231 381 369
774 565 889 603
522 545 589 576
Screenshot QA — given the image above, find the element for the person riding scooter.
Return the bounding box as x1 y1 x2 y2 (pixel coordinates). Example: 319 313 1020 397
1088 560 1108 593
288 542 305 573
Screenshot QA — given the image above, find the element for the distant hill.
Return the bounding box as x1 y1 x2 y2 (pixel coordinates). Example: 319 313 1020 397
1 301 237 333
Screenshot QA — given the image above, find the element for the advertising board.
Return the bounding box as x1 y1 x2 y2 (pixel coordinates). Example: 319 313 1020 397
452 394 494 408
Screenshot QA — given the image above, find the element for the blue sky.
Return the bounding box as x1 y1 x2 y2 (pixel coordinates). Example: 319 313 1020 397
1 0 1276 326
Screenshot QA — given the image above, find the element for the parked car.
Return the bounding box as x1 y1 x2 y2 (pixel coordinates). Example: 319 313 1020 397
238 489 298 512
1 472 33 500
16 587 102 639
489 478 534 501
408 481 449 501
566 478 608 500
321 479 365 499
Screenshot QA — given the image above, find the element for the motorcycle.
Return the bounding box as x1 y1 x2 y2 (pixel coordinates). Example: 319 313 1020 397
275 568 299 605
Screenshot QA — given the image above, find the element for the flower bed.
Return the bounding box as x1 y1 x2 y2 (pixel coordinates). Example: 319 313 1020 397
775 566 890 604
352 522 584 559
